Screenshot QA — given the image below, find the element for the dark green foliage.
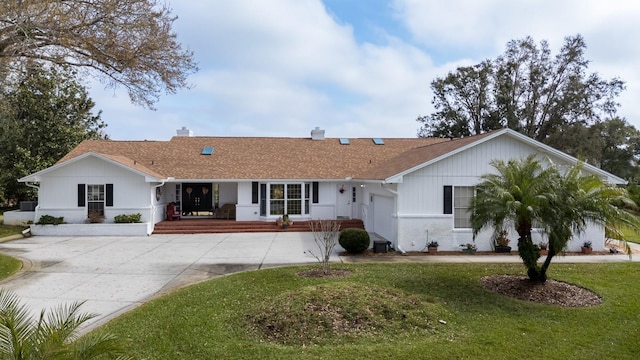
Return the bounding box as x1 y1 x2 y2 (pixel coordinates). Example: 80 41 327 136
416 35 640 180
114 213 142 223
0 65 106 203
338 228 370 254
35 215 64 225
472 156 640 282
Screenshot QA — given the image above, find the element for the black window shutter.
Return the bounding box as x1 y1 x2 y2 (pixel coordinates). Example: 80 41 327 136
77 184 85 207
106 184 114 207
252 182 259 204
443 186 452 214
312 182 319 203
260 183 267 216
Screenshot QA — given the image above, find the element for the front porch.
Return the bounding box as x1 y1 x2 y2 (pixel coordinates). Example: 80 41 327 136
152 219 365 234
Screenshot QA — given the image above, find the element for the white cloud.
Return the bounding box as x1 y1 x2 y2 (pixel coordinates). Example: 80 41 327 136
88 0 640 141
394 0 640 125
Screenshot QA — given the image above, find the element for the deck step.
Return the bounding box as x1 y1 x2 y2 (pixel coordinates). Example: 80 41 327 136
152 219 365 234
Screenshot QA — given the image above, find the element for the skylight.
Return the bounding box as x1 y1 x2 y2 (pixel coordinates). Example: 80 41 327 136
201 146 214 155
372 138 384 145
339 138 350 145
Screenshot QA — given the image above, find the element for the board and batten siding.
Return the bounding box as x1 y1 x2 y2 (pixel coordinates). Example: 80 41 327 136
395 135 589 252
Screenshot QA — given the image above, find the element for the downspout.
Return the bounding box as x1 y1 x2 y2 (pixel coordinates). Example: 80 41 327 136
151 180 167 232
381 183 406 254
25 182 40 227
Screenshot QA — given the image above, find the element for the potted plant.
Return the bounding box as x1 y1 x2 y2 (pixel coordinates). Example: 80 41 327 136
281 214 293 229
494 230 511 253
581 241 592 254
427 241 439 254
460 243 477 254
538 241 549 255
87 211 105 224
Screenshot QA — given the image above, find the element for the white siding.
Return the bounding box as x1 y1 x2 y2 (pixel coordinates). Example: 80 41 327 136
395 135 603 252
35 157 151 224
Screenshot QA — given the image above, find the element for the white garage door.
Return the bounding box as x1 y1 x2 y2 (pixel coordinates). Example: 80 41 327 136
372 195 394 241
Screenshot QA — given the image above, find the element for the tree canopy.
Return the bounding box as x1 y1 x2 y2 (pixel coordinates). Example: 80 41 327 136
417 35 639 180
0 0 198 108
0 64 105 203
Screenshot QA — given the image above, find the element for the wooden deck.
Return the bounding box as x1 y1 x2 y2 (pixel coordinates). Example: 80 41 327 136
152 219 365 234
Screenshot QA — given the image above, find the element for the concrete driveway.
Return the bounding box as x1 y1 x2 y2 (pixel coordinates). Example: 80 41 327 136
0 232 336 331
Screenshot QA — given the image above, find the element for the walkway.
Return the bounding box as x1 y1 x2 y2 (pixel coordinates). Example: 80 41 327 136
0 233 637 333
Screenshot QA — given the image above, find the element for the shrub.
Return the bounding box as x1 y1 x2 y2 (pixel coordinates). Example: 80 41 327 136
35 215 64 225
87 211 105 223
338 228 370 254
114 213 142 223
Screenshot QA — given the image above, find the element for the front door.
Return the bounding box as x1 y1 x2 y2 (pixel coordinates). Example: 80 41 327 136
336 184 351 219
182 183 213 216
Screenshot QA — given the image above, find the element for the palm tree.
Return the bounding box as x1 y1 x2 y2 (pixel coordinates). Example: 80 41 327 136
471 156 638 282
539 163 638 281
0 289 131 359
470 155 556 277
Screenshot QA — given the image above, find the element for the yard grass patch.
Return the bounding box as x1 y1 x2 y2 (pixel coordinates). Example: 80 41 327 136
0 253 22 280
100 263 640 359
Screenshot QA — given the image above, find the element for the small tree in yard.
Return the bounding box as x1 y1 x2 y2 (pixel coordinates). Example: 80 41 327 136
306 220 341 275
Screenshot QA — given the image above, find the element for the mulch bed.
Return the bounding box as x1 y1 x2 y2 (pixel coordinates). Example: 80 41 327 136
480 274 602 307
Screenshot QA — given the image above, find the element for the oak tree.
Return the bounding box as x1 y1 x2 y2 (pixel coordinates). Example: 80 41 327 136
0 0 197 108
417 35 624 139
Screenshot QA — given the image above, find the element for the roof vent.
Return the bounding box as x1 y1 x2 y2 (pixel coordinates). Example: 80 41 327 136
311 127 325 141
176 126 193 137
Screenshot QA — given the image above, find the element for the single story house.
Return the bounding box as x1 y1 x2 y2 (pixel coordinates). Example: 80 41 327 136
12 127 624 252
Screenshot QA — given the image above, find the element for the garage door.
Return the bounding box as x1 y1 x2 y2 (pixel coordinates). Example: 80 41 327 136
372 195 394 241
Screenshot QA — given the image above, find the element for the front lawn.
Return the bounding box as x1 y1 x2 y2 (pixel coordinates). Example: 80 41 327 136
0 253 22 280
101 263 640 359
620 225 640 244
0 224 25 239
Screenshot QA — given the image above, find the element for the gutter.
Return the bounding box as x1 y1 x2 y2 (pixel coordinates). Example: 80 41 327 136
380 183 406 254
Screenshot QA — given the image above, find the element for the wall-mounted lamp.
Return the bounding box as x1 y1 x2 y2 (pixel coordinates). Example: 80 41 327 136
339 186 345 194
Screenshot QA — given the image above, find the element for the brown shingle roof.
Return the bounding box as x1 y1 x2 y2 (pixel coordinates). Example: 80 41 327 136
357 131 497 180
58 133 496 180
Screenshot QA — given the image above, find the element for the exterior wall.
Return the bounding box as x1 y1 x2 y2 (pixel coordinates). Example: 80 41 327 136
34 157 153 224
234 181 346 221
395 135 604 252
310 182 337 219
31 223 152 236
2 210 35 226
236 182 258 221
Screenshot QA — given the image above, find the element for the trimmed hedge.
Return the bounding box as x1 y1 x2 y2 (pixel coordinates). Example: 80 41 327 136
114 213 142 223
35 215 65 225
339 228 370 254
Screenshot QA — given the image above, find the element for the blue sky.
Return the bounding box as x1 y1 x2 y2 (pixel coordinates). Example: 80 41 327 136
88 0 640 140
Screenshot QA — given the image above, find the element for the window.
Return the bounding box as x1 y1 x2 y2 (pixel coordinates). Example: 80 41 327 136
87 184 105 216
266 183 310 216
454 186 474 228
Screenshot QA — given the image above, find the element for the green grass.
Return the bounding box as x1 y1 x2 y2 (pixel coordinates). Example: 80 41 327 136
0 224 25 239
620 225 640 244
0 253 22 280
101 263 640 359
